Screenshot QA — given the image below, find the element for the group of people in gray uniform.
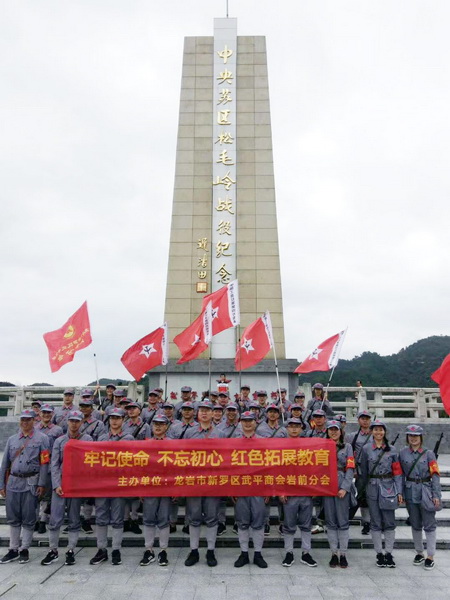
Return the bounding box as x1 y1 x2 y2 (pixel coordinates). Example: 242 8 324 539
0 382 442 572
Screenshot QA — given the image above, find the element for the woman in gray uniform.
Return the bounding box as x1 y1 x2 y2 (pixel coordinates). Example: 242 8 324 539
323 420 355 569
360 420 403 568
399 424 441 570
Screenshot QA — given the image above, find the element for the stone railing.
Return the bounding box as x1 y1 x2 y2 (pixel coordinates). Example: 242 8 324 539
0 384 145 416
300 385 446 423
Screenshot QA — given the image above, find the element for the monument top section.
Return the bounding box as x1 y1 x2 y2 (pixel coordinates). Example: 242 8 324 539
164 19 286 361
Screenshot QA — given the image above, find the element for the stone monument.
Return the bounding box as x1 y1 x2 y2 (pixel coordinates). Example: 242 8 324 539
153 18 298 397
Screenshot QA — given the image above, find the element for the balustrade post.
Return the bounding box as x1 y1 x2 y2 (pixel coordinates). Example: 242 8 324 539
374 392 383 418
358 389 367 412
302 383 312 405
416 389 427 421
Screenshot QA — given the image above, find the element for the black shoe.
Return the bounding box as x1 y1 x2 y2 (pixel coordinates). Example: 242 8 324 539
361 522 370 535
184 549 199 567
253 552 268 569
264 524 270 537
424 558 435 571
123 519 131 532
329 554 339 568
19 549 29 564
140 550 155 566
385 553 395 568
169 524 177 534
34 521 40 532
206 549 217 567
182 524 190 535
413 553 424 566
376 552 385 568
65 550 75 566
282 552 294 567
232 523 238 535
234 551 249 568
37 521 47 535
62 526 69 534
129 520 142 535
0 550 19 564
111 549 122 565
90 549 108 565
278 524 284 535
41 549 58 566
158 550 169 566
301 552 317 567
217 522 227 537
340 555 348 569
81 520 94 534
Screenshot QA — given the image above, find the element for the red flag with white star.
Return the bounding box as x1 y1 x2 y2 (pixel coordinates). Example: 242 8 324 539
201 280 240 336
43 301 92 373
294 330 347 374
235 312 273 371
431 354 450 416
174 303 213 364
121 324 168 381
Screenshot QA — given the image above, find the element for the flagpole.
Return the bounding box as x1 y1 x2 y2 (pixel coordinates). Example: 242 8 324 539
271 335 283 425
238 324 242 397
208 345 212 397
93 352 101 407
164 362 168 402
321 326 348 410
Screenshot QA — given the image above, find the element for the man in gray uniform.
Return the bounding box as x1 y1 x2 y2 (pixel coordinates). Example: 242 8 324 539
79 397 106 440
90 408 134 566
0 409 50 564
346 410 372 534
216 403 241 437
35 404 64 534
53 388 76 432
281 417 317 568
142 390 163 425
140 415 172 567
233 412 268 569
183 400 221 567
41 410 93 566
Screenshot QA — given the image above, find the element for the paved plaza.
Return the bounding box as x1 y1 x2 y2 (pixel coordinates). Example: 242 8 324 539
0 546 449 600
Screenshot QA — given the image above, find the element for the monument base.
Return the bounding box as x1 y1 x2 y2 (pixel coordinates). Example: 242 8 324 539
149 359 299 403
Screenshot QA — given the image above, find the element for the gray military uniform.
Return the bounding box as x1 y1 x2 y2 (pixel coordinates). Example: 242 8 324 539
48 433 93 550
183 425 222 551
122 418 151 440
52 405 76 433
360 443 403 554
399 446 441 557
255 422 287 438
95 431 134 551
323 442 354 554
79 417 106 441
0 430 50 551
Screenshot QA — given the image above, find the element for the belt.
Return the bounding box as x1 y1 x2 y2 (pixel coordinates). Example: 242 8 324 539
11 472 39 479
338 468 346 472
369 474 393 480
406 476 431 483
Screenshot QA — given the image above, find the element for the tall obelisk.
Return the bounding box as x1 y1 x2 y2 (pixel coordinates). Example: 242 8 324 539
164 18 285 363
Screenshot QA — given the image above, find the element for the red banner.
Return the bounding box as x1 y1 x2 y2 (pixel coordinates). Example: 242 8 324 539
62 438 338 498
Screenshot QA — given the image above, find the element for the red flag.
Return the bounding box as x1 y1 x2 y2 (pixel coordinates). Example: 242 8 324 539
201 280 240 336
174 303 213 364
121 324 168 381
43 301 92 373
235 312 273 371
294 330 347 374
431 354 450 416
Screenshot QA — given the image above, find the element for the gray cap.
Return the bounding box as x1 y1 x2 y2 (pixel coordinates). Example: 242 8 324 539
181 386 192 393
240 411 256 421
287 417 304 426
67 410 83 421
20 409 35 419
406 424 423 435
40 403 54 413
109 408 125 418
79 398 94 406
152 414 169 424
326 420 341 430
198 400 214 409
63 388 75 395
81 388 94 397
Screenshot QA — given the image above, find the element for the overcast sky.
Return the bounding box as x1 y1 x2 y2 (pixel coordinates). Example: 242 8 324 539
1 1 449 386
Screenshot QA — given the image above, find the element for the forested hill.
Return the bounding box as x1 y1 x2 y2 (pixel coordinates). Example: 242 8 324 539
299 335 450 388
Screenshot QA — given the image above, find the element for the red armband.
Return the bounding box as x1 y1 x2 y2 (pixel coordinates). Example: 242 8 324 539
40 450 50 465
391 461 402 476
346 456 355 470
429 460 440 476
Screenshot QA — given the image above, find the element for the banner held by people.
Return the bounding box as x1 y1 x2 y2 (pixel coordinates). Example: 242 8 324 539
294 329 347 374
120 323 168 381
43 301 92 373
235 311 273 371
62 437 338 498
